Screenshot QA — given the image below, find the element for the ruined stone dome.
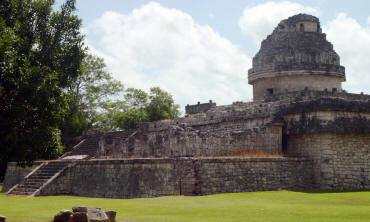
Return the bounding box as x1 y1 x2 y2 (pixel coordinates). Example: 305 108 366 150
248 14 346 100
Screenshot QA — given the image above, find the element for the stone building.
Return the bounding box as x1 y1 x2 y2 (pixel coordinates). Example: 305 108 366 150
248 14 345 100
3 14 370 198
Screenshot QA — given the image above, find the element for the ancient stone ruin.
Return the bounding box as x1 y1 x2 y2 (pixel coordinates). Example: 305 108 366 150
53 206 116 222
3 14 370 198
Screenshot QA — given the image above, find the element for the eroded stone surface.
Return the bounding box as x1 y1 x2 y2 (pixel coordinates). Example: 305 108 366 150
71 212 88 222
248 14 345 100
0 215 6 222
53 210 73 222
104 211 116 222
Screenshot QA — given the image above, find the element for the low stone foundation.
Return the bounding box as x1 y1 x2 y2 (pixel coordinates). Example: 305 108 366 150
287 133 370 190
198 158 313 195
3 157 313 198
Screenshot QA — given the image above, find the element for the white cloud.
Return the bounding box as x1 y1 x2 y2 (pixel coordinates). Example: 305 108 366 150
324 13 370 94
87 2 251 109
239 1 319 44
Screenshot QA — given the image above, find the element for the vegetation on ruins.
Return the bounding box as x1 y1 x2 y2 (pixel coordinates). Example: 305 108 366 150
60 54 181 147
98 87 181 130
0 0 180 176
60 53 124 148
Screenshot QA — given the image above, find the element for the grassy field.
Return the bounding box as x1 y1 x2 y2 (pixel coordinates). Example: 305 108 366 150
0 187 369 222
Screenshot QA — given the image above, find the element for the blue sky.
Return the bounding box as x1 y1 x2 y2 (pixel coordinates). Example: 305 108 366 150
56 0 370 109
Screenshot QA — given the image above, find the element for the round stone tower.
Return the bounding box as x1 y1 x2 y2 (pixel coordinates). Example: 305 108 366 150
248 14 345 101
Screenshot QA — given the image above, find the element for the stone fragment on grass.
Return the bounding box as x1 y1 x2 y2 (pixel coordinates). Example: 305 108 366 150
71 212 88 222
72 206 108 222
72 206 101 213
88 210 109 222
53 210 73 222
105 210 117 222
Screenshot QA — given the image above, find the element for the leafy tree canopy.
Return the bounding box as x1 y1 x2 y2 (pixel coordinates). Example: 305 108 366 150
0 0 180 168
98 87 181 130
60 53 123 148
0 0 85 165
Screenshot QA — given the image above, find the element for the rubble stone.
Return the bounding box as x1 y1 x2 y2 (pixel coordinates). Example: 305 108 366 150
53 210 73 222
104 211 116 222
71 212 88 222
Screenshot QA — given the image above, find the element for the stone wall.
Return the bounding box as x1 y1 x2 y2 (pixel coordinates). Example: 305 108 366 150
197 157 313 195
37 157 312 198
264 90 370 103
286 133 370 190
40 159 178 198
113 124 282 158
252 75 343 101
282 111 370 135
185 101 216 114
2 162 41 192
296 21 318 32
248 14 345 102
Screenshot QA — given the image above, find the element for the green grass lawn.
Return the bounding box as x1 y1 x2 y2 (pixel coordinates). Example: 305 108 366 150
0 186 369 222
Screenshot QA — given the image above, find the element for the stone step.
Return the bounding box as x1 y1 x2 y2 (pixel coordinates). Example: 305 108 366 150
39 165 66 170
27 175 53 180
8 161 70 196
22 182 44 187
23 179 48 184
12 187 37 193
37 169 63 173
11 191 34 196
31 172 57 176
43 162 68 166
17 184 39 189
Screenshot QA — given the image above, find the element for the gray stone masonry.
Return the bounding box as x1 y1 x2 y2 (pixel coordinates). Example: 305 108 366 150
4 157 313 198
1 162 41 192
248 14 345 100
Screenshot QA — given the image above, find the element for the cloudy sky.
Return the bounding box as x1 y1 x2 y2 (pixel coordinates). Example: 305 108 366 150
56 0 370 110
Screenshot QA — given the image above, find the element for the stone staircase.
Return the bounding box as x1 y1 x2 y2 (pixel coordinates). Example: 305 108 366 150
6 130 136 197
68 136 101 157
64 130 135 158
6 161 69 196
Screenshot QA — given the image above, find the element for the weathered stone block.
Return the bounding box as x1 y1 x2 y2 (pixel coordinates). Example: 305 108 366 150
53 210 73 222
72 206 101 213
72 206 108 222
71 212 88 222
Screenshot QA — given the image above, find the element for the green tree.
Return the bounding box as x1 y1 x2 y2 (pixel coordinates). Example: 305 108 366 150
113 108 149 130
60 53 123 146
124 88 148 109
99 87 181 130
93 100 129 131
0 0 85 165
146 87 181 121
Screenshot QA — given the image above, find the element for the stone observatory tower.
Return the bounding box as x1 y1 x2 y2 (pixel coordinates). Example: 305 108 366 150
248 14 345 100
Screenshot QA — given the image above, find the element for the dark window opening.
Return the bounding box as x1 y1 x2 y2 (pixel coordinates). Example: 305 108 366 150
282 131 288 155
105 136 113 145
300 23 304 32
332 88 337 92
267 88 274 95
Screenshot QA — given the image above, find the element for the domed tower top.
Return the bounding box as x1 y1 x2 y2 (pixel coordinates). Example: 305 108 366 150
248 14 345 101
